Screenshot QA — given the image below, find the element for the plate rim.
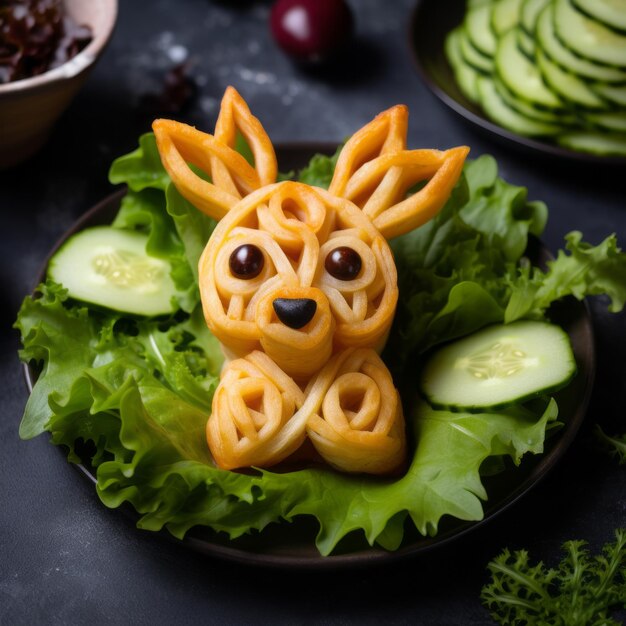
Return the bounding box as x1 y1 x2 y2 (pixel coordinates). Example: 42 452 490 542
408 0 626 167
21 142 597 569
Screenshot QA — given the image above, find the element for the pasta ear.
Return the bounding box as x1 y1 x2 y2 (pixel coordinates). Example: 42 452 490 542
152 87 278 221
213 86 278 189
329 106 469 240
329 104 408 197
369 146 469 239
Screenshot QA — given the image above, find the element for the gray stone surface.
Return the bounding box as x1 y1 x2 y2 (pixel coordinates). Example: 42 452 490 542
1 1 625 624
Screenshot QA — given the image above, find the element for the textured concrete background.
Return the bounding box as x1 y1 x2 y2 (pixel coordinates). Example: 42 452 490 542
1 0 625 624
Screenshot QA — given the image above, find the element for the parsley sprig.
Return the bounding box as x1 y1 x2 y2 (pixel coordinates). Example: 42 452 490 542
481 529 626 625
596 425 626 465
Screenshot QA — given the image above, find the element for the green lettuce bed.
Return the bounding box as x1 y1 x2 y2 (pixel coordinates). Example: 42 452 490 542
16 137 626 555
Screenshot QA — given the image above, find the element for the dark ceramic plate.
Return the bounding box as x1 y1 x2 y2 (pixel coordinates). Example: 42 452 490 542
409 0 626 166
24 143 596 569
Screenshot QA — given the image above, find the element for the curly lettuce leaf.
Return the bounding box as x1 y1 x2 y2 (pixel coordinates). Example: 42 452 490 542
164 183 217 282
297 145 341 188
281 399 558 555
505 231 626 322
18 282 106 439
17 282 222 439
460 157 548 262
109 133 169 192
112 188 181 260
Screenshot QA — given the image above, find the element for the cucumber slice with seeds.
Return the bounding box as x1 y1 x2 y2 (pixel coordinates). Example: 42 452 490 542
420 321 576 411
48 226 181 316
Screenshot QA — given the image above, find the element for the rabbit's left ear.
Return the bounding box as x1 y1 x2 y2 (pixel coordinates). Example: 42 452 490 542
329 106 469 239
153 87 277 221
212 87 278 195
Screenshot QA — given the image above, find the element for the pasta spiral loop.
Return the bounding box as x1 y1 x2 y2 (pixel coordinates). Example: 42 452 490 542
306 349 406 474
207 351 307 470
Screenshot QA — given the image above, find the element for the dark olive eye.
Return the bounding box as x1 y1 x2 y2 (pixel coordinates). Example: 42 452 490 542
325 246 362 281
229 244 264 279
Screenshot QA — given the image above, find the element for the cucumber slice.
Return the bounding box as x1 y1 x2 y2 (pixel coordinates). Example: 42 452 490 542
496 27 563 108
517 26 535 58
583 110 626 131
466 3 498 57
554 0 626 68
537 48 607 108
445 26 464 68
446 28 481 102
456 63 482 103
520 0 549 34
557 130 626 155
492 0 524 35
477 76 564 135
495 76 575 122
572 0 626 33
590 81 626 107
460 27 494 73
536 4 626 83
48 226 181 316
420 321 576 411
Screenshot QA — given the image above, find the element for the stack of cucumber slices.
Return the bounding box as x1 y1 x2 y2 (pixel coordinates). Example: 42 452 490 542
445 0 626 156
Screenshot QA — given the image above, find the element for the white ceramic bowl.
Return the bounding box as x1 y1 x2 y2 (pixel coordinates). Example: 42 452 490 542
0 0 118 169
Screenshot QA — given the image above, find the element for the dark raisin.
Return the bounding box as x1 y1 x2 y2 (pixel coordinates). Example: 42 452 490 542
229 244 264 279
325 246 362 281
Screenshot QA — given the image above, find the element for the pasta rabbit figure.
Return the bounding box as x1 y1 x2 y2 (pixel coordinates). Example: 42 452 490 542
153 87 469 474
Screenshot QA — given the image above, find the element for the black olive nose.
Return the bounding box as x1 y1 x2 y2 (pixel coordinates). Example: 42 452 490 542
272 298 317 329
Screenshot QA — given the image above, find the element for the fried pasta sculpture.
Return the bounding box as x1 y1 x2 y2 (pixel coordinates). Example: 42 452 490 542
153 87 468 474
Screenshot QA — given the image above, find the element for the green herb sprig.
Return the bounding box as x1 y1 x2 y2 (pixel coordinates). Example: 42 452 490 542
481 529 626 625
596 426 626 466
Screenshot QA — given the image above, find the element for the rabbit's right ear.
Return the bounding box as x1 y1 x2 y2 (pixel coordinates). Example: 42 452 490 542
328 105 468 239
153 87 277 221
329 105 408 198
